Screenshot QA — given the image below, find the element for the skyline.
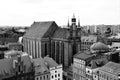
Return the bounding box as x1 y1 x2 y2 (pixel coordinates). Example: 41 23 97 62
0 0 120 26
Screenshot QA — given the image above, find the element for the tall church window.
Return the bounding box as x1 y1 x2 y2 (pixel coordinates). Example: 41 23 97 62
56 42 59 63
52 41 55 60
45 43 47 56
34 41 37 58
38 42 40 58
61 42 64 66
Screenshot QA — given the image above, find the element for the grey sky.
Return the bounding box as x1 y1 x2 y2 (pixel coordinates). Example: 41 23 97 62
0 0 119 26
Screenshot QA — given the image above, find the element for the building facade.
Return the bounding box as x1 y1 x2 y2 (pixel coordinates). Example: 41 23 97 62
50 65 63 80
73 57 86 80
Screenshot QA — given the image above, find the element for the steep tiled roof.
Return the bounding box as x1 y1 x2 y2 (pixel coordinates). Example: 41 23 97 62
33 58 48 74
74 51 94 60
101 61 120 75
20 55 33 72
0 59 13 77
0 55 32 78
10 55 32 73
44 56 58 68
23 21 58 40
52 27 69 39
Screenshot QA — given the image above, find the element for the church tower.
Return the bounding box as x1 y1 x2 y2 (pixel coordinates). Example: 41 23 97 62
69 14 78 38
67 14 82 65
68 14 81 40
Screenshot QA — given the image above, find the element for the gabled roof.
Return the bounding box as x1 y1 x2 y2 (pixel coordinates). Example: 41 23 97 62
44 56 58 68
33 58 48 74
52 27 69 39
20 55 33 72
23 21 58 40
0 58 13 77
74 51 94 60
100 61 120 75
0 55 32 78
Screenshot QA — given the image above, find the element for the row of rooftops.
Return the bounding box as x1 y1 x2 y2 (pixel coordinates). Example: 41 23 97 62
0 50 59 78
33 56 59 75
92 61 120 76
74 40 120 61
0 55 32 78
100 61 120 75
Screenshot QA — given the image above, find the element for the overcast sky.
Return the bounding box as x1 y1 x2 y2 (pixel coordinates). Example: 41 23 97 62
0 0 120 26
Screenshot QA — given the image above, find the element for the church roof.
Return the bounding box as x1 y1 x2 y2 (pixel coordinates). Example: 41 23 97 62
52 27 69 39
90 42 109 51
23 21 58 40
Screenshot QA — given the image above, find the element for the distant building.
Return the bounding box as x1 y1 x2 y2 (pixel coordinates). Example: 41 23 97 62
0 30 19 45
4 50 28 58
107 33 120 45
7 42 23 51
109 42 120 49
81 35 97 51
0 45 9 59
98 62 120 80
83 25 97 34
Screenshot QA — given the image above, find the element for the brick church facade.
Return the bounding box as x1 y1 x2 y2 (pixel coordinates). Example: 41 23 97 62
23 15 82 67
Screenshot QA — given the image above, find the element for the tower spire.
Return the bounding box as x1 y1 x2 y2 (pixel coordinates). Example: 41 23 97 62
78 17 80 28
73 13 75 18
67 17 70 28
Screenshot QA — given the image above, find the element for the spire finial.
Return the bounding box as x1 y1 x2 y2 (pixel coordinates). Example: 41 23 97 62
73 13 75 18
78 17 80 27
67 16 70 28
